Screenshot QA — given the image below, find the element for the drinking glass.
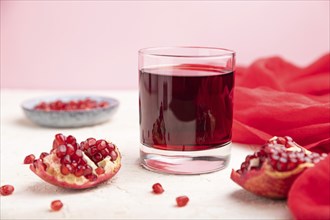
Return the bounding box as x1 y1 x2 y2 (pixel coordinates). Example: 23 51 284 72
139 46 235 174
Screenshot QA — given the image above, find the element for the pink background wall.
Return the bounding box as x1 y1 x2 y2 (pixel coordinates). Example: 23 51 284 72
1 1 329 90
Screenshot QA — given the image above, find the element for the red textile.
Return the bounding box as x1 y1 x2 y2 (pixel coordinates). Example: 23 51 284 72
233 54 330 153
288 155 330 220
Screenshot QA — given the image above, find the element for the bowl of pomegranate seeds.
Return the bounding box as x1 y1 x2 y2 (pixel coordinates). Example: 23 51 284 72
21 95 119 128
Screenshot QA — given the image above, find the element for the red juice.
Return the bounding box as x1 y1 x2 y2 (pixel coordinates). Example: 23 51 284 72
139 64 234 151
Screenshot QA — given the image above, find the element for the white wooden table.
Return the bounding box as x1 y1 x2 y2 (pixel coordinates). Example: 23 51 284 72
0 89 291 219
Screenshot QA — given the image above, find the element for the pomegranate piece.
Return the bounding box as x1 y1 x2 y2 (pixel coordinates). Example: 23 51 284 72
152 183 164 194
51 200 63 211
34 98 110 111
0 185 14 196
176 196 189 207
24 154 35 164
29 133 121 189
231 136 327 199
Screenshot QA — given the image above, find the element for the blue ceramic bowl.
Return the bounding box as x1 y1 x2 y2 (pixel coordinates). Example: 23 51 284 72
21 95 119 128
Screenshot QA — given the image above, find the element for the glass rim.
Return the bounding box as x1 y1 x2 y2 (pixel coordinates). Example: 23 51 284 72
138 46 235 58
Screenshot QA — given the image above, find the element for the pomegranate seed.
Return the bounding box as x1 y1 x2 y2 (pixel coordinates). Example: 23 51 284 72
60 164 71 175
110 151 118 161
75 165 85 177
239 162 248 173
87 138 97 146
152 183 164 194
66 135 76 145
99 101 109 108
0 185 14 196
56 145 67 158
176 196 189 207
92 153 103 163
97 140 107 150
276 157 288 171
53 133 66 149
95 167 105 175
71 161 78 171
40 152 49 159
41 162 47 170
276 137 286 145
66 144 75 156
50 200 63 211
284 136 293 142
24 154 35 164
73 149 83 159
101 148 110 157
287 161 298 170
83 165 93 176
107 143 115 150
61 155 71 164
85 173 97 181
91 147 99 156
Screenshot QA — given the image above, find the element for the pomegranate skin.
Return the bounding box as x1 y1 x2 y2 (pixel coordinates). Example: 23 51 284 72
230 162 312 199
30 147 121 189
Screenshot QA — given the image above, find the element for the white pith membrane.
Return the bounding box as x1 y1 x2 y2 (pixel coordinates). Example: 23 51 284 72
41 148 120 185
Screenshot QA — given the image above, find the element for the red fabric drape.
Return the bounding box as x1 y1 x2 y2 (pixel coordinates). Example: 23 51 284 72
233 54 330 153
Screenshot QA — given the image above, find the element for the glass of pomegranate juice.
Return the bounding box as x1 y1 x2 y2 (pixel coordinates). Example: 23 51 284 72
139 46 235 174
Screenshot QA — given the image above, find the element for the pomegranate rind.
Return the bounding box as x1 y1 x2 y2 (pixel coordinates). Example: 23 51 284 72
30 148 121 189
288 155 330 220
230 161 313 199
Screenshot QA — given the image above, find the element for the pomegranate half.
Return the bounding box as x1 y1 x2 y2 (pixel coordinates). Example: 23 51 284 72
230 136 327 199
29 133 121 189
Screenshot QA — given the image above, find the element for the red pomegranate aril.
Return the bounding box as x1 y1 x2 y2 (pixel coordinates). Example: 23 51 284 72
89 147 98 156
276 157 288 171
93 153 103 163
60 164 71 175
66 144 75 156
66 135 76 145
85 173 97 181
287 161 298 170
96 140 107 150
53 133 66 149
71 161 78 170
240 162 248 172
101 148 110 157
110 151 118 161
73 149 83 160
0 185 15 196
87 138 97 146
152 183 164 194
99 101 109 108
83 165 93 176
51 200 63 211
95 167 105 175
56 145 67 158
61 155 71 164
176 196 189 207
24 154 36 164
75 166 85 177
40 152 49 159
